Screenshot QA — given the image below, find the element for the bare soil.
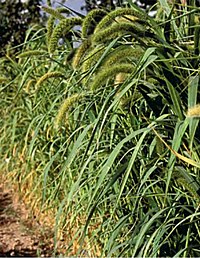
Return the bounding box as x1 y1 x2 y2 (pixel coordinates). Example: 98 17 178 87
0 183 55 257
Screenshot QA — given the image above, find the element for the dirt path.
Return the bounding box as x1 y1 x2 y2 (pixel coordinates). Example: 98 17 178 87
0 184 55 257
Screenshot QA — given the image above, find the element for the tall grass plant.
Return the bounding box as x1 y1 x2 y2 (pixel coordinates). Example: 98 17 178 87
0 0 200 256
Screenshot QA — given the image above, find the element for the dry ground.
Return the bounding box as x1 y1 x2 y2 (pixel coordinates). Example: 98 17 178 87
0 183 55 257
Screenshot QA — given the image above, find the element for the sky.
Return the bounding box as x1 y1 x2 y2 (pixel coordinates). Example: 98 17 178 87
42 0 86 14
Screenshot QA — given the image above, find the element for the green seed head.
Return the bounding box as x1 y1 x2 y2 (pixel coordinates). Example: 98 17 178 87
82 9 107 39
35 72 65 90
89 64 134 91
54 93 83 129
94 8 147 33
48 17 82 54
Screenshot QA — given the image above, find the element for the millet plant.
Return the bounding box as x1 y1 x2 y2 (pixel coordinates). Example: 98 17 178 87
0 0 200 256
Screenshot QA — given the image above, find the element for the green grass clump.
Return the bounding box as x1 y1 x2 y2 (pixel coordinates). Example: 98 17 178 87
1 1 200 257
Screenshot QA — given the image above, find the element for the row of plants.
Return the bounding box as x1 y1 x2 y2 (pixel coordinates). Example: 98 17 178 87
0 0 200 256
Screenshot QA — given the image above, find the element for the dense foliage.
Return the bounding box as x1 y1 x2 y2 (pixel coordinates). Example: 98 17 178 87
0 0 41 57
1 0 200 256
82 0 157 11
